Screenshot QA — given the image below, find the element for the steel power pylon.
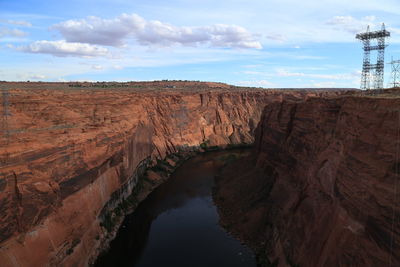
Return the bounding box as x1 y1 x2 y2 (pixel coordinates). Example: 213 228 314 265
356 23 390 90
2 88 11 138
388 57 400 88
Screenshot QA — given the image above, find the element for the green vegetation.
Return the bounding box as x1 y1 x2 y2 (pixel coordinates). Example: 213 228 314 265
72 238 81 247
66 238 81 255
66 248 74 255
199 140 219 151
207 145 219 151
226 143 252 149
200 140 209 149
149 158 172 173
141 172 156 185
201 141 252 152
100 213 115 233
99 162 158 233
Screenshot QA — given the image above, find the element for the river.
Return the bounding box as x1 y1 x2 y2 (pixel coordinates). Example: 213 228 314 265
95 150 257 267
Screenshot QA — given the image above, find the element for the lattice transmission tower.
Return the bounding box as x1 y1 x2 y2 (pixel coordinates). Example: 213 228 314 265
356 23 390 90
388 58 400 88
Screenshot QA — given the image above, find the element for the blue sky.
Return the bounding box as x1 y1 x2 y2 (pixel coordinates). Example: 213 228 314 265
1 0 400 88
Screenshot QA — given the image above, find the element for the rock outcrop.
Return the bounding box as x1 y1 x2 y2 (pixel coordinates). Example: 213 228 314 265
0 82 343 266
215 93 400 266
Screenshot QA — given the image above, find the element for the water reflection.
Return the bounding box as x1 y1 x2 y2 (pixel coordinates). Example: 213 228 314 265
95 150 256 267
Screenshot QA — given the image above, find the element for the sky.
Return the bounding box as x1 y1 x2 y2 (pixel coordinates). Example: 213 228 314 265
1 0 400 88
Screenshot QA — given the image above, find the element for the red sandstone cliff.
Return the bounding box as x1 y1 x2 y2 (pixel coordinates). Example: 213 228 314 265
0 82 344 266
215 93 400 266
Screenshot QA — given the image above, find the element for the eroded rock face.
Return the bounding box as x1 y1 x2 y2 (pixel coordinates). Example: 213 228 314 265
0 82 343 267
215 95 400 267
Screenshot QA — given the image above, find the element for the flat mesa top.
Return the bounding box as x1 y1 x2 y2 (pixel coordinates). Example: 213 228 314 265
356 29 390 40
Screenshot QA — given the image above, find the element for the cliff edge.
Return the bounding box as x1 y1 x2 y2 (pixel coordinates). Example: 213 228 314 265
215 92 400 266
0 82 344 266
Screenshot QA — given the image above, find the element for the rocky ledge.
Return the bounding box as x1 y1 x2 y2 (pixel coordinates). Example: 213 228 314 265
214 92 400 267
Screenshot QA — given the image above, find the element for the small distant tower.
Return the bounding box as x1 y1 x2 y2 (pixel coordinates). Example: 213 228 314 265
388 57 400 88
2 88 11 138
356 23 390 90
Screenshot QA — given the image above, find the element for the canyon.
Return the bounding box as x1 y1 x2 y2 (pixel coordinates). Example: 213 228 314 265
215 91 400 266
0 81 342 266
1 81 396 267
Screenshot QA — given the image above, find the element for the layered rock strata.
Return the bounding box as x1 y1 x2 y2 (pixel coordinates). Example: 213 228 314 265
215 94 400 266
0 82 343 266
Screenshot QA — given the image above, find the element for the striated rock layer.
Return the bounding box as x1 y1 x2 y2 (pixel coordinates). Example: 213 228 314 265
0 82 344 267
215 94 400 266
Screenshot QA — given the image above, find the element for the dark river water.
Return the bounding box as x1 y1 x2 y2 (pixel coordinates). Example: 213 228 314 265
95 150 257 267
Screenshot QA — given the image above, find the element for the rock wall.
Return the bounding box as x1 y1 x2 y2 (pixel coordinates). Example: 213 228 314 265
0 84 342 266
235 95 400 266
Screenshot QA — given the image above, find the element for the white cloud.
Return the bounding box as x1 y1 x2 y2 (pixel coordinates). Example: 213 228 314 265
19 40 109 57
325 16 400 40
243 70 263 75
326 15 378 34
242 64 264 68
69 79 97 82
0 19 32 27
0 27 27 38
240 68 361 88
237 80 274 87
388 27 400 35
30 74 46 79
113 65 123 70
309 81 338 88
92 65 103 70
15 73 47 80
52 13 262 49
275 69 359 80
266 33 287 43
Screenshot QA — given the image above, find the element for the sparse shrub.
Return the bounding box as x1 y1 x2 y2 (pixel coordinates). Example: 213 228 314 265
200 141 208 149
226 143 252 149
66 248 74 255
101 213 115 233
